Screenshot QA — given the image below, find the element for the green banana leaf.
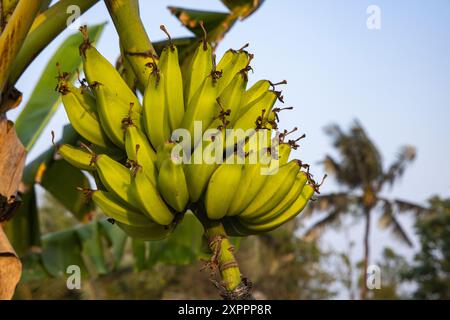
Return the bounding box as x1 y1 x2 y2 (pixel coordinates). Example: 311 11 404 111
98 219 128 270
16 214 205 281
15 23 105 152
41 228 89 277
152 36 197 57
40 159 94 222
75 222 108 275
131 239 147 272
146 213 204 267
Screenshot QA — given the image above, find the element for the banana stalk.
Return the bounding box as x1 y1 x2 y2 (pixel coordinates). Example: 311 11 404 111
104 0 156 89
0 0 42 95
195 207 253 300
8 0 99 85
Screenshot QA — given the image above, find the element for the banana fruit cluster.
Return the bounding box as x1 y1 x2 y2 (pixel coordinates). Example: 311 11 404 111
56 25 320 240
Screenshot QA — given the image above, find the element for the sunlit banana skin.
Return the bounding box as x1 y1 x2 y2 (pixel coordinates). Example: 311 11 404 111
94 83 143 149
92 190 152 227
58 81 115 149
159 41 184 131
130 168 174 226
158 157 189 213
58 144 95 172
124 124 157 184
205 162 243 220
223 184 315 236
79 26 141 112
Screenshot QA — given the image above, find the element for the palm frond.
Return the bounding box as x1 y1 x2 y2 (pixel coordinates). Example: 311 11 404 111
378 145 416 190
379 197 430 215
303 209 343 241
322 155 341 177
323 121 383 188
378 199 414 247
304 193 353 217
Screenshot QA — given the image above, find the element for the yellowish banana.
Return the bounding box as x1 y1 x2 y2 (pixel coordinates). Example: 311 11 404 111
79 26 141 111
130 166 174 226
238 160 300 218
159 26 185 132
92 190 151 226
205 160 243 220
58 144 95 171
183 39 213 106
124 124 158 184
93 83 142 148
158 156 189 213
143 64 170 149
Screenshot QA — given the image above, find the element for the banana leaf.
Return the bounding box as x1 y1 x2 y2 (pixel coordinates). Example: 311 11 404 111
146 213 204 267
41 228 88 277
220 0 265 19
40 159 94 222
168 7 231 39
75 222 108 275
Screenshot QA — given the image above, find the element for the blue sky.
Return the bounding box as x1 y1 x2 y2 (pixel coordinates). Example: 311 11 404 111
8 0 450 296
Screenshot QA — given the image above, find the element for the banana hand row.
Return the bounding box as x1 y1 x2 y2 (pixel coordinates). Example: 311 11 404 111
56 25 321 239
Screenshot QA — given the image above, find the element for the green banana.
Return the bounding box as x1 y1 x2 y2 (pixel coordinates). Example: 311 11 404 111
79 27 141 111
117 221 173 241
183 39 213 106
219 69 248 126
124 124 157 184
226 146 273 216
58 81 114 149
93 83 142 148
156 141 175 170
234 90 278 132
240 79 271 109
92 190 151 226
238 160 300 219
216 49 250 95
237 184 315 233
205 161 243 220
158 156 189 213
241 171 308 225
92 154 138 210
183 129 224 203
130 167 174 226
58 144 95 171
143 64 170 149
158 29 185 132
181 70 220 148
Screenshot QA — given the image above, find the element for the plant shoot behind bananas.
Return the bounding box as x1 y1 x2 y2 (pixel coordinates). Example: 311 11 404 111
56 24 324 263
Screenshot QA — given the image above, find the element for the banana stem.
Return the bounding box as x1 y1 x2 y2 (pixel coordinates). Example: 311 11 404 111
195 208 253 300
8 0 99 85
104 0 156 90
0 0 42 95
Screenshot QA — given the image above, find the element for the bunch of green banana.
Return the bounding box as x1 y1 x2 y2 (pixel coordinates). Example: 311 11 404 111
57 25 321 241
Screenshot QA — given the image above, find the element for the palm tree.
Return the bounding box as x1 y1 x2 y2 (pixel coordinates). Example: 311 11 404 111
305 120 423 299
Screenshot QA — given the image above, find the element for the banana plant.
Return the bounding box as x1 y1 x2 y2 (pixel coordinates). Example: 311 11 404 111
1 0 267 300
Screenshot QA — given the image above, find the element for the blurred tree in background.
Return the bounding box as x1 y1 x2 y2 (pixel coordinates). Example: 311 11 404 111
402 197 450 299
305 121 420 299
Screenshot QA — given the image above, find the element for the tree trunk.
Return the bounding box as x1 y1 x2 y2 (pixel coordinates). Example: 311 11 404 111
361 207 371 300
0 116 26 299
0 224 22 299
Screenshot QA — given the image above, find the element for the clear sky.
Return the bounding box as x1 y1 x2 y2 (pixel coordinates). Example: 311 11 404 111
8 0 450 296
